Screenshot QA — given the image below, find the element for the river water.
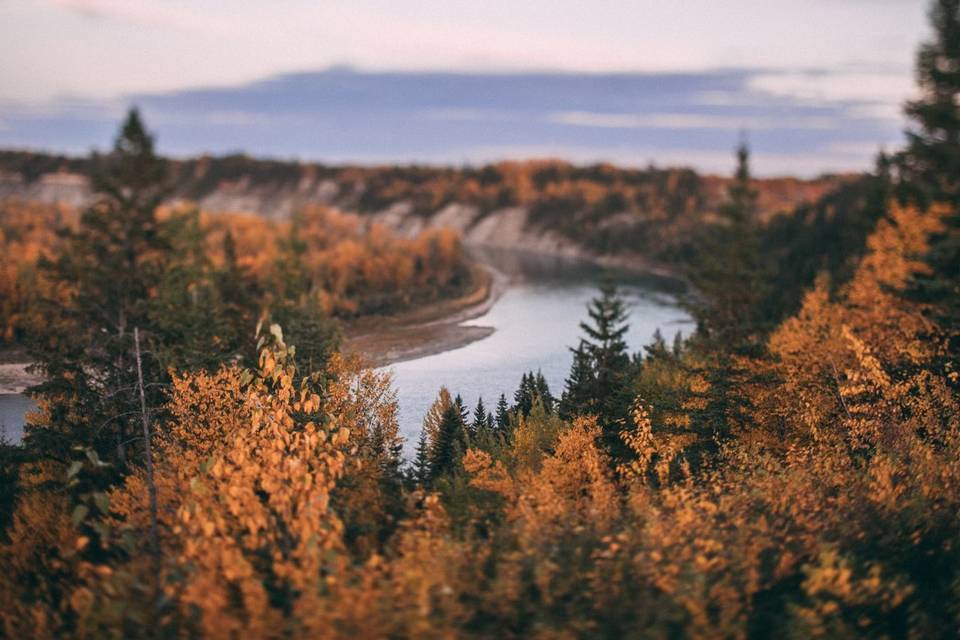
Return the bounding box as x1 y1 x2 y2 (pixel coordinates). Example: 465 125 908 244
0 393 34 445
385 250 695 451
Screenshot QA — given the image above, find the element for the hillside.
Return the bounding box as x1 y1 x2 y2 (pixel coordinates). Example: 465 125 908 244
0 151 853 269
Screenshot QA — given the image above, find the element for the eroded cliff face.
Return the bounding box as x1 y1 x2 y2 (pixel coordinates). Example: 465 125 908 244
0 170 591 256
0 155 853 271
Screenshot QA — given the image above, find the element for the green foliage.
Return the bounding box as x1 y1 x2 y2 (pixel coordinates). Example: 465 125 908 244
560 282 634 458
26 109 172 476
430 402 469 480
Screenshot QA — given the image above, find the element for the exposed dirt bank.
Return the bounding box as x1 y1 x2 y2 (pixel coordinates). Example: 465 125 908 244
343 264 508 367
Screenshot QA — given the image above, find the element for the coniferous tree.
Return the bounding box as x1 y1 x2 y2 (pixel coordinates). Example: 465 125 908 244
687 141 773 445
454 394 469 432
28 108 171 474
533 370 554 413
900 0 960 206
216 228 261 362
411 429 432 487
472 397 489 434
495 393 511 436
430 402 468 480
150 208 236 372
560 340 597 420
422 387 453 456
899 0 960 374
513 372 534 418
581 282 633 454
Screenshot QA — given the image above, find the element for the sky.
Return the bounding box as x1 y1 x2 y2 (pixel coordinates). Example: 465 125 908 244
0 0 933 176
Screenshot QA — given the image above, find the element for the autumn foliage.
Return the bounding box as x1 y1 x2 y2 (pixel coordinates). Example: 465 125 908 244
3 194 959 637
0 199 472 348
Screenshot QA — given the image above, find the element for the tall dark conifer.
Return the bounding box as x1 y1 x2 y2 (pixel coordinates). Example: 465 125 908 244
430 402 468 480
560 340 597 420
28 108 171 474
901 0 960 206
495 394 511 436
533 370 554 413
900 0 960 375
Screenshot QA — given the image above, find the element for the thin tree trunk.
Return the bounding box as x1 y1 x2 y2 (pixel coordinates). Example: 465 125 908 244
134 327 162 601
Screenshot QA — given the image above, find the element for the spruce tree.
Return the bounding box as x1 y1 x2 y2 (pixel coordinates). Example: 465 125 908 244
686 141 773 446
495 393 511 436
150 208 236 372
430 402 468 480
412 429 432 487
533 370 554 413
472 397 489 434
580 282 633 455
560 340 597 420
900 0 960 376
217 228 261 363
28 108 171 474
901 0 960 206
514 372 534 418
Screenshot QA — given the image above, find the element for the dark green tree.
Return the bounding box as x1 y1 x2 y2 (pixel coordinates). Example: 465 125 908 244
430 402 469 480
533 370 554 413
411 429 432 486
216 228 261 363
686 141 773 445
472 397 489 434
559 340 597 420
900 0 960 377
900 0 960 206
149 208 238 372
494 393 511 437
581 283 633 454
513 372 534 418
27 108 171 474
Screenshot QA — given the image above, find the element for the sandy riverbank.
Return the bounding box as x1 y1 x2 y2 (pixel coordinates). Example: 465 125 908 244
0 266 508 392
343 264 509 368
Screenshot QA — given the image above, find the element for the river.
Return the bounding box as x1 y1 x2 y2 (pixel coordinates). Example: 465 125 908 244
384 249 695 452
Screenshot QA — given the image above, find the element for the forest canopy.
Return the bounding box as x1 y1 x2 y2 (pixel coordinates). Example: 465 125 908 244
2 1 960 637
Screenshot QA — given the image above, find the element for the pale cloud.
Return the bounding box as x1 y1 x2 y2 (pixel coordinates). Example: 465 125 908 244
748 70 916 108
0 0 929 102
549 111 838 131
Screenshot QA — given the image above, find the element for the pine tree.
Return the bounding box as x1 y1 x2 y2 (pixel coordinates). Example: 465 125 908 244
422 387 453 456
28 108 172 474
901 0 960 206
686 141 775 446
533 370 554 413
495 393 511 437
579 282 633 455
430 402 468 480
412 429 432 487
472 397 489 434
900 0 960 375
150 208 236 372
217 228 260 363
514 372 534 418
560 340 597 420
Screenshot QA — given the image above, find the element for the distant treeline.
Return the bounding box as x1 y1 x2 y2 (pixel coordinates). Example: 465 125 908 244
0 149 850 255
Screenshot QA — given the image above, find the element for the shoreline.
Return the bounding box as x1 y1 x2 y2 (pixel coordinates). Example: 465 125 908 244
0 247 687 388
0 265 508 392
343 263 509 368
